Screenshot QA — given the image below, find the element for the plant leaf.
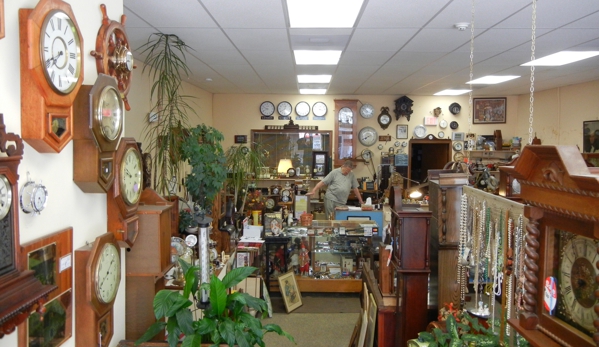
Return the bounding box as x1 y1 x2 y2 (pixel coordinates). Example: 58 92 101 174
181 334 202 347
209 276 228 316
135 321 167 345
264 324 296 343
175 305 194 336
153 290 191 319
235 329 251 347
239 312 263 338
218 318 236 346
197 317 216 335
166 317 182 347
222 267 257 289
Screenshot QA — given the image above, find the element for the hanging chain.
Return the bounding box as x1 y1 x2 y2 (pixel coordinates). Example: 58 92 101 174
467 0 475 151
528 0 537 145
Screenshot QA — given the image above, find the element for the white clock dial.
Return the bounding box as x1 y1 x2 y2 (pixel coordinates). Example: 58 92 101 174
453 142 463 151
439 119 448 129
413 125 426 139
338 107 354 124
438 131 445 138
277 101 292 116
32 184 48 213
295 101 310 117
260 101 275 116
41 10 82 94
120 148 142 205
0 175 12 220
360 104 375 118
95 242 121 304
266 198 275 209
380 114 391 125
98 86 123 141
312 102 327 117
358 127 378 147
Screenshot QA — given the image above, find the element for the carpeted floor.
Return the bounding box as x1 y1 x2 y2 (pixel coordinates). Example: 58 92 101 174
270 294 361 314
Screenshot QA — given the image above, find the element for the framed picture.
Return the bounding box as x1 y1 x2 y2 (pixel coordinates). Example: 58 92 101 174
278 271 302 313
583 120 599 153
473 97 507 124
396 124 408 139
312 151 329 177
234 135 247 144
236 252 250 268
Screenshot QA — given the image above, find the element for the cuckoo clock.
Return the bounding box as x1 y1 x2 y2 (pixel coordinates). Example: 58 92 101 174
393 96 414 121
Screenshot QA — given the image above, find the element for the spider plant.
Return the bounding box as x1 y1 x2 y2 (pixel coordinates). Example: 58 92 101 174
139 33 196 195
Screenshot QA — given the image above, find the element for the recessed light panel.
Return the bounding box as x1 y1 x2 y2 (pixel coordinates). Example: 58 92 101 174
467 76 520 84
294 50 342 65
521 51 599 66
297 75 332 83
287 0 364 28
434 89 470 96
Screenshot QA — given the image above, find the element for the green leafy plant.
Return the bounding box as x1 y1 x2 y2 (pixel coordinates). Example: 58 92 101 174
136 262 295 347
225 144 266 214
140 33 196 195
178 208 195 233
415 313 500 347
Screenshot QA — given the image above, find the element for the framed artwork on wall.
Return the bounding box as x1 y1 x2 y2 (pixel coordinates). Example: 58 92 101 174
473 98 507 124
396 125 408 139
583 120 599 153
312 151 329 177
234 135 247 144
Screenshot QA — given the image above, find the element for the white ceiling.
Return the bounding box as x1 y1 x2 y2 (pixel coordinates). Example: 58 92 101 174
123 0 599 96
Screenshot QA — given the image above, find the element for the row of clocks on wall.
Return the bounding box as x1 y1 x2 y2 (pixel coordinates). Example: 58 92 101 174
260 101 328 118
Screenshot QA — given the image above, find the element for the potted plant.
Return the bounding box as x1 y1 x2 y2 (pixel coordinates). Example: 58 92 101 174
135 262 295 347
178 208 196 234
224 144 266 216
140 33 196 196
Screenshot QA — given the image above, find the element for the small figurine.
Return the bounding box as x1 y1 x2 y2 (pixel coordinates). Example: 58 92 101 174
299 243 310 276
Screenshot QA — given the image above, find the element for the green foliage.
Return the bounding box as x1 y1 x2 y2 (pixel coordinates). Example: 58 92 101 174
181 124 227 213
415 314 500 347
139 33 196 195
225 144 266 212
136 262 295 347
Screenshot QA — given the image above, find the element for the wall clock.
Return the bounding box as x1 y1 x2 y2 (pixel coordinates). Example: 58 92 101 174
358 126 378 147
377 107 392 130
277 101 292 118
295 101 310 117
312 102 327 117
73 74 124 193
0 115 55 337
452 142 463 151
90 4 135 111
19 177 48 215
505 145 599 347
19 0 84 153
413 125 426 139
439 119 448 129
360 103 375 119
361 149 373 162
393 96 414 121
260 101 275 117
107 138 142 247
449 102 461 115
75 232 121 347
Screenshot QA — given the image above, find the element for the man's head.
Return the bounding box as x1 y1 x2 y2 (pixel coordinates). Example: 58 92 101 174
341 160 354 175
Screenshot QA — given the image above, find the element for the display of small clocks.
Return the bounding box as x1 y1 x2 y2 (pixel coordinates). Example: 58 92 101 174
439 119 448 129
453 142 464 151
271 185 281 195
260 101 275 117
312 102 327 117
295 101 310 117
360 103 375 119
277 101 292 117
377 107 392 130
281 188 292 202
358 126 378 147
19 175 48 215
413 125 427 139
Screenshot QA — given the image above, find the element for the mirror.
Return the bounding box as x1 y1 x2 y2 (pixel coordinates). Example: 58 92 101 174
251 130 332 174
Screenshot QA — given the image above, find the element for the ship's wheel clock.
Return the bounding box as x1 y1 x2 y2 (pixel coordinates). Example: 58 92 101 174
393 96 413 121
505 145 599 347
19 0 84 153
90 4 135 111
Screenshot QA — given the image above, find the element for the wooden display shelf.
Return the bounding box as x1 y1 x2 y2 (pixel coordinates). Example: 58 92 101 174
269 275 362 293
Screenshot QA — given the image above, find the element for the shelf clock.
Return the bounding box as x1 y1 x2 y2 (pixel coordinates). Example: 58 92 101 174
505 145 599 347
0 115 55 337
90 4 135 111
73 74 124 193
107 138 143 248
19 0 84 153
75 232 121 347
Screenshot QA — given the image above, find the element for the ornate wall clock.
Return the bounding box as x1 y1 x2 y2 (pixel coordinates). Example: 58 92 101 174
0 115 55 337
75 232 121 347
19 0 84 153
505 145 599 347
393 96 414 121
90 4 135 111
377 107 392 130
73 74 124 193
107 138 142 248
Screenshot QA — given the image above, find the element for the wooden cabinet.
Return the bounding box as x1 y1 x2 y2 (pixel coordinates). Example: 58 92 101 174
125 275 166 340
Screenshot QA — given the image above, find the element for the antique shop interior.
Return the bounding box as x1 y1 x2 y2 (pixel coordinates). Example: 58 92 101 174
2 0 599 347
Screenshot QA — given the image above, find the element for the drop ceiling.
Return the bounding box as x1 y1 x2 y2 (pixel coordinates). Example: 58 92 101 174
123 0 599 96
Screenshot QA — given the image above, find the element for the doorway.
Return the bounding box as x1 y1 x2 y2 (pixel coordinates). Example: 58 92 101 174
408 138 452 186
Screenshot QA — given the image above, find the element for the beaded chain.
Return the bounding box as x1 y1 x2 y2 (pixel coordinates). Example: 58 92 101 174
514 214 525 347
506 216 514 337
458 193 469 305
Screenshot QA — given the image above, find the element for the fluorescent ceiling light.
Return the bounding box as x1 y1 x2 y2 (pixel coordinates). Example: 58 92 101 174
294 50 342 65
298 75 332 83
467 75 520 84
287 0 363 28
521 51 599 66
434 89 470 96
300 88 327 95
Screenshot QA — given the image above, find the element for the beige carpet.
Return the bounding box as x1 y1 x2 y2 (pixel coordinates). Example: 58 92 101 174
261 312 359 347
270 295 361 314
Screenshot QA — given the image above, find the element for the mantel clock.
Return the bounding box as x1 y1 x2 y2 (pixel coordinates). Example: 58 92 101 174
19 0 84 153
505 145 599 347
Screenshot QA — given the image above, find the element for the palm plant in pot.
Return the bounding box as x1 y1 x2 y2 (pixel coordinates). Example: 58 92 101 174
135 262 295 347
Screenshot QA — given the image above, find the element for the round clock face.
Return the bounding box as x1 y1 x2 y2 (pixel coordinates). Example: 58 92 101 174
277 101 292 117
449 102 461 115
95 242 121 304
124 50 134 71
394 141 400 147
453 142 463 151
260 101 275 117
439 119 448 129
272 187 280 195
120 147 142 205
438 131 445 138
453 152 464 162
282 189 291 197
287 168 296 177
450 121 459 130
413 125 427 139
358 126 378 147
558 234 599 335
32 184 48 213
378 114 391 127
0 175 12 220
265 198 275 209
295 101 310 117
402 141 408 147
377 144 384 150
97 86 124 141
185 234 198 247
360 104 375 118
338 107 354 124
361 149 373 161
41 10 82 94
312 102 327 117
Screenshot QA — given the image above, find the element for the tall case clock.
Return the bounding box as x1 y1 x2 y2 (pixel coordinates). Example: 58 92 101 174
505 145 599 347
19 0 84 153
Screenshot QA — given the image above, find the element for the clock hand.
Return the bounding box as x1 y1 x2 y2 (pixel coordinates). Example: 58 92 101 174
44 51 64 68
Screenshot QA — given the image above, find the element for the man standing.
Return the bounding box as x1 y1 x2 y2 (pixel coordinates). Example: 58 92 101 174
307 160 364 219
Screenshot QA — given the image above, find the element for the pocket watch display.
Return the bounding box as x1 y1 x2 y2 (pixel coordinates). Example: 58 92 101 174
413 125 427 139
277 101 292 117
20 175 48 215
377 107 392 130
360 103 375 119
358 126 378 147
312 102 327 117
295 101 310 117
260 101 275 117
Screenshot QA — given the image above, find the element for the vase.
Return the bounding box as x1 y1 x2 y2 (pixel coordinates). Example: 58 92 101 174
252 210 262 226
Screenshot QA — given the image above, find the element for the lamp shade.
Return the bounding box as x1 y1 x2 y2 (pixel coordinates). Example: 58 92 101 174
277 159 293 173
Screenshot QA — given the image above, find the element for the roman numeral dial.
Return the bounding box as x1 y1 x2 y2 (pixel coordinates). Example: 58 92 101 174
119 147 142 206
